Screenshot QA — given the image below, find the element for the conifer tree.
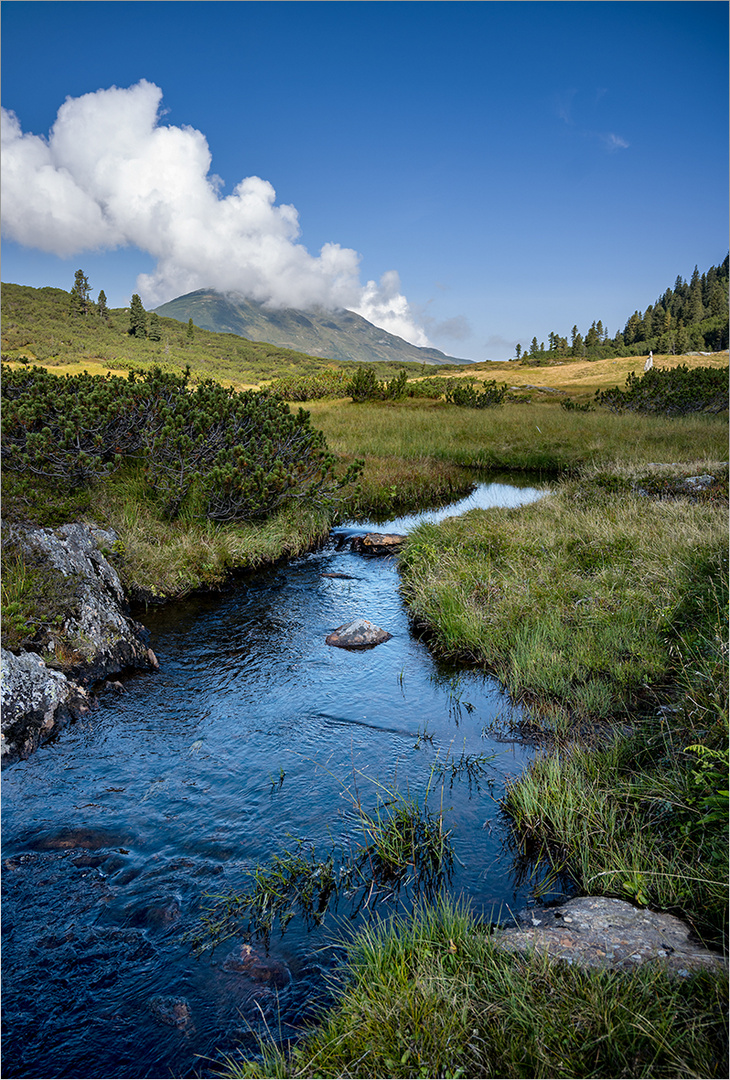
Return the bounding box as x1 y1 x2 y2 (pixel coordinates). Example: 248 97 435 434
97 290 108 319
187 318 195 342
148 312 162 341
70 270 91 316
128 294 147 338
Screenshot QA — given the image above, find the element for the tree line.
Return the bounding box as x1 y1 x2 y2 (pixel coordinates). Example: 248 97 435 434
516 256 729 362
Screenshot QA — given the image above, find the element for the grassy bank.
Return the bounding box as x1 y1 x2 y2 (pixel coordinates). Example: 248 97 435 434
222 898 727 1080
398 463 728 726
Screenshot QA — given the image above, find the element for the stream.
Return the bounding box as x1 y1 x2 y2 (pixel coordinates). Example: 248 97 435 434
2 479 555 1079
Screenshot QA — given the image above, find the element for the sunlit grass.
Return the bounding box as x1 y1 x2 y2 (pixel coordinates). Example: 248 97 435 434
398 467 728 725
309 398 729 472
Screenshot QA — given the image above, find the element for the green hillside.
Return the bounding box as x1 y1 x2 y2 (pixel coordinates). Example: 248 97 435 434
0 282 446 387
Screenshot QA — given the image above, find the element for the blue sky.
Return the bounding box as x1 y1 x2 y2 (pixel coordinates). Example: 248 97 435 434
2 0 727 360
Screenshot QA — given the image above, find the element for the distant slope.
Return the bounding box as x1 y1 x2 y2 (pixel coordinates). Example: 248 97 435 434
154 290 469 366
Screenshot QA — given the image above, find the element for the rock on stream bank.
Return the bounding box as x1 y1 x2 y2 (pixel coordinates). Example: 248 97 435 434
1 522 157 764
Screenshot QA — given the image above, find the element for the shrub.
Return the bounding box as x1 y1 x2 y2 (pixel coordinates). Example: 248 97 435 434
1 363 358 522
266 369 350 401
596 364 729 416
346 367 412 403
445 378 507 408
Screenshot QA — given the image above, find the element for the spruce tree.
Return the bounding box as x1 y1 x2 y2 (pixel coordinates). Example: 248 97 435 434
97 290 108 319
70 270 91 316
688 281 705 324
148 312 162 341
186 318 195 342
128 294 147 338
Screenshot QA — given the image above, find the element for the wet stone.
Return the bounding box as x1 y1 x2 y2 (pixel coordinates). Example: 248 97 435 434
325 618 392 650
349 533 407 555
148 995 194 1031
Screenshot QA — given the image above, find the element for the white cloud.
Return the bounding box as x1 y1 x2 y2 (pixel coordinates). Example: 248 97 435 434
601 132 629 151
1 80 430 346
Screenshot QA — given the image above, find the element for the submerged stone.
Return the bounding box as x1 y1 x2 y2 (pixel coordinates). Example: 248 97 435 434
222 942 292 988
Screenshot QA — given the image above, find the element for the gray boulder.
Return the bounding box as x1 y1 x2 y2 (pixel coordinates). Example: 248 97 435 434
1 522 156 763
326 618 392 650
1 648 89 762
4 522 153 685
493 896 725 977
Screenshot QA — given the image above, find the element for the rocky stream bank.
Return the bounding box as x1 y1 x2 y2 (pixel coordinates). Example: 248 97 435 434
1 522 158 764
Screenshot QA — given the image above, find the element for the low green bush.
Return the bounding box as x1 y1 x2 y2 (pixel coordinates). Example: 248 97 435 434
1 363 359 523
445 378 507 408
265 369 351 401
596 364 729 416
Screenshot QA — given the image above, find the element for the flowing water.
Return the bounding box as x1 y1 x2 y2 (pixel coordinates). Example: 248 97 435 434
2 480 551 1079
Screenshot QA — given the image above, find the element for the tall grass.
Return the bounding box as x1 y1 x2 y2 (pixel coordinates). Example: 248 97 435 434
398 467 728 725
309 399 729 472
219 897 728 1080
96 475 333 601
503 554 729 947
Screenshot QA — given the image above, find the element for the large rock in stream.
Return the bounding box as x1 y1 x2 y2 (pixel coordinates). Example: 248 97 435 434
326 618 392 650
1 522 156 764
348 533 407 555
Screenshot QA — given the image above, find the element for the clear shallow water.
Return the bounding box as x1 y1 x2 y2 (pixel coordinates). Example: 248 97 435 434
2 482 548 1079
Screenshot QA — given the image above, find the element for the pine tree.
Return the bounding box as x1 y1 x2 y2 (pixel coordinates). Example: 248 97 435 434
70 270 91 316
585 321 599 348
709 282 727 318
187 318 195 342
148 312 162 341
530 336 539 356
97 290 108 319
515 343 522 359
128 294 147 338
688 281 705 324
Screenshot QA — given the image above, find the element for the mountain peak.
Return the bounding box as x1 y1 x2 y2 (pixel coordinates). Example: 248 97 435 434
154 290 470 366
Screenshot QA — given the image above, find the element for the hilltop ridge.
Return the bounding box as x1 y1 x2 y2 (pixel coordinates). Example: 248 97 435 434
154 289 469 366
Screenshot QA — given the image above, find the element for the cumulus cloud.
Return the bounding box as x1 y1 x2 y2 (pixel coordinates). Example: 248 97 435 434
1 80 429 345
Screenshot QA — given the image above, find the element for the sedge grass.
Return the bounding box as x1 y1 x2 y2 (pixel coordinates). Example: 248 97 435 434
309 398 728 473
219 896 728 1080
398 469 728 724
